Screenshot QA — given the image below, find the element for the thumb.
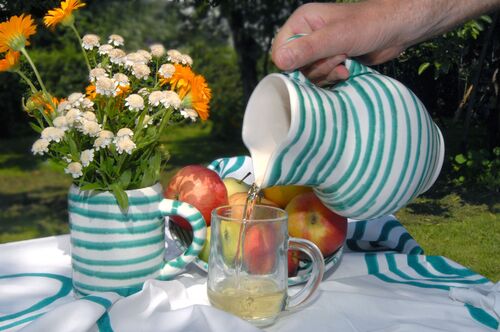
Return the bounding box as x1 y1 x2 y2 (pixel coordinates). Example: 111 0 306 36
272 26 352 71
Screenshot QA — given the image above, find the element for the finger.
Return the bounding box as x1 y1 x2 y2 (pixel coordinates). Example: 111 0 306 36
356 46 405 65
271 3 328 57
273 21 354 71
314 65 350 86
301 54 347 81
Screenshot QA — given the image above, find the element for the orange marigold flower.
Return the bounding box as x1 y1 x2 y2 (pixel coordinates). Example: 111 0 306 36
0 50 20 72
116 84 131 97
189 75 211 121
26 93 58 115
0 14 37 52
86 84 96 100
161 64 195 99
44 96 59 114
44 0 86 29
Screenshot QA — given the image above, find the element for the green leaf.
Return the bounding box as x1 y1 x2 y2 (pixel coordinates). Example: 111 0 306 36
111 183 129 212
68 137 79 160
80 183 102 191
29 122 43 134
480 15 493 24
493 147 500 156
454 154 467 164
119 169 132 189
418 62 431 75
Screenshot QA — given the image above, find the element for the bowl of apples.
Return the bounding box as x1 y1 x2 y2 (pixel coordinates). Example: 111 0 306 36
165 156 346 285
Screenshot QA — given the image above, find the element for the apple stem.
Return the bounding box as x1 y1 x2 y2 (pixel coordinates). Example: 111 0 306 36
239 172 252 184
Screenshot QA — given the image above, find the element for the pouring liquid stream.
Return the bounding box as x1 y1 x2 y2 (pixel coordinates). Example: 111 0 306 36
234 183 261 288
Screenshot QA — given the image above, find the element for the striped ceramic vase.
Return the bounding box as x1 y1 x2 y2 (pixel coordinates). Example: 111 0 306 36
68 183 206 296
242 59 444 220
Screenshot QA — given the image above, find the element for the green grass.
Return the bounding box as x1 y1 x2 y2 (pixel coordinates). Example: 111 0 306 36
0 124 498 281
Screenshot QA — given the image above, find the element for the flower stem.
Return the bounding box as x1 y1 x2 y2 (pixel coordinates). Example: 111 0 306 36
20 48 56 112
20 48 48 96
69 23 91 71
15 70 37 93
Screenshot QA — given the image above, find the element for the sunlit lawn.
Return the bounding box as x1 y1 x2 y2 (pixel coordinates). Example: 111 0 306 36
0 123 498 281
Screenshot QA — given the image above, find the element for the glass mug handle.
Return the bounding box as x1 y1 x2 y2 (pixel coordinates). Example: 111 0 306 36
287 237 325 309
158 199 207 278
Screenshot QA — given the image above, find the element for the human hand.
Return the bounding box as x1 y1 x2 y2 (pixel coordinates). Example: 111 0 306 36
271 1 407 85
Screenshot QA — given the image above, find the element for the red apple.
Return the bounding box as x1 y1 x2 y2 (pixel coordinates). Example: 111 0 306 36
243 223 278 274
164 165 228 230
286 192 347 257
288 249 300 277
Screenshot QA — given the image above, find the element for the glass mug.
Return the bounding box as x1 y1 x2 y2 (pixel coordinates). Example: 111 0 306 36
207 205 325 327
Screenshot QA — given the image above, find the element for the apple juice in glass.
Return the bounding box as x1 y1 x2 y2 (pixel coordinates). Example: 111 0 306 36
207 204 325 327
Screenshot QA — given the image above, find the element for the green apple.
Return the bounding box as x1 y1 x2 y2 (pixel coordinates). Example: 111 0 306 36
198 226 211 262
222 177 251 198
220 220 243 265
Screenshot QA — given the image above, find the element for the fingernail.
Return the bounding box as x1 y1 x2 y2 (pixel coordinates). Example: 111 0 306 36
276 47 295 70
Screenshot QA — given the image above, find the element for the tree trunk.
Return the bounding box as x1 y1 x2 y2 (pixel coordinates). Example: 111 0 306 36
226 7 261 104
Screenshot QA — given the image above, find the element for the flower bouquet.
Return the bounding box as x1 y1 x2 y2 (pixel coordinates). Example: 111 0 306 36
0 0 211 210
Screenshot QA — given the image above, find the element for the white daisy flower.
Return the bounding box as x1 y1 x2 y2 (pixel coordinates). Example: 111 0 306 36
162 91 181 109
81 98 94 110
89 67 108 82
68 92 84 107
138 88 149 96
131 63 150 80
125 94 144 112
108 34 124 47
31 138 50 155
108 48 126 65
41 127 65 143
136 50 152 62
124 52 147 67
53 116 69 130
150 44 165 58
95 77 116 96
82 111 97 122
80 149 95 167
113 73 129 87
93 130 114 150
82 34 100 50
158 63 175 79
148 91 165 106
116 128 134 138
98 44 113 55
65 162 83 178
167 49 183 64
115 136 136 155
180 108 199 122
181 54 193 66
79 120 101 137
65 108 82 126
57 100 71 114
136 114 153 128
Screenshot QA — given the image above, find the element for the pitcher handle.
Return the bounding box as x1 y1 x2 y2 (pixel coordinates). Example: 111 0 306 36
287 237 325 309
157 199 207 279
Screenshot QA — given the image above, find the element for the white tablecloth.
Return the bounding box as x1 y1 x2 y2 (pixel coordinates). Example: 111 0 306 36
0 217 498 332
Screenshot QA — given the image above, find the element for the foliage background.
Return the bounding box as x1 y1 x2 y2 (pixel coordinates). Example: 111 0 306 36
0 0 498 280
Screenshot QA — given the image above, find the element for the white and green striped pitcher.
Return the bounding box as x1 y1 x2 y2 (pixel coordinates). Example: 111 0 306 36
242 59 444 220
68 183 206 296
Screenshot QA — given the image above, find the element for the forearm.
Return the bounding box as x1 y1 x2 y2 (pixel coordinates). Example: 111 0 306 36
391 0 500 48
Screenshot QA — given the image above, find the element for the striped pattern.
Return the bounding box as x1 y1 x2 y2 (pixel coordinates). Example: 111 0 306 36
68 183 206 296
363 253 497 330
345 215 423 255
242 59 444 220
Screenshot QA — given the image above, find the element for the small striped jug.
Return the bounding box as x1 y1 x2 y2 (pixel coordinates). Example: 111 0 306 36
242 60 444 220
68 183 206 296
